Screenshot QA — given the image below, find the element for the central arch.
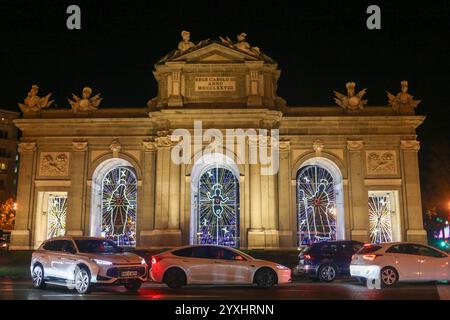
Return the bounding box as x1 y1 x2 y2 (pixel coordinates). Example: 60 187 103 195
190 153 240 247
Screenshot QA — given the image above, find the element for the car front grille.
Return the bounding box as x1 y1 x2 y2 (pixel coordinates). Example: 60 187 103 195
106 267 146 278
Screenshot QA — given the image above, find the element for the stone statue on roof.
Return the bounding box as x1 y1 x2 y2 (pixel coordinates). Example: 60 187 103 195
68 87 102 113
333 82 368 110
220 33 261 56
18 84 54 113
387 80 421 111
178 30 195 52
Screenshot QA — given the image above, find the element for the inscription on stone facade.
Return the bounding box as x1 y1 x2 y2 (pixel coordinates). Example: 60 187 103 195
366 151 397 175
194 76 236 92
39 152 70 176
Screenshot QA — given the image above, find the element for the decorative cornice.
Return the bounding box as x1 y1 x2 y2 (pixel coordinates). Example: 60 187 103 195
347 140 364 151
18 142 36 153
72 141 88 152
400 140 420 151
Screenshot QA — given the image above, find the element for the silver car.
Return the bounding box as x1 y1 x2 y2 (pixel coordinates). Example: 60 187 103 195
30 236 148 294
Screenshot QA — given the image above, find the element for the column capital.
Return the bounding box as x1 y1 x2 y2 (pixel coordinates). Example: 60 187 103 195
142 140 157 152
347 140 364 151
18 142 36 154
400 140 420 151
72 141 88 152
279 140 291 152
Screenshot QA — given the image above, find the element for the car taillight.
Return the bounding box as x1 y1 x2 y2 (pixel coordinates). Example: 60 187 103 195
151 256 161 264
303 254 312 260
363 254 381 261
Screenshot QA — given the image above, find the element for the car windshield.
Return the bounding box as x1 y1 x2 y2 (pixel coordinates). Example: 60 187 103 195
75 239 122 253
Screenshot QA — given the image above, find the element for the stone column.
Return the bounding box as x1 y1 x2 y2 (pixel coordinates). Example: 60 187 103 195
10 142 37 250
139 141 157 246
277 140 293 247
400 140 427 243
247 136 264 248
167 147 182 245
66 142 88 236
347 140 369 242
167 65 185 107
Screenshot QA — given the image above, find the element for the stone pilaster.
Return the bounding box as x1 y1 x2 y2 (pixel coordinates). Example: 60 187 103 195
400 140 427 243
139 140 157 246
277 140 293 247
347 140 369 242
247 136 264 248
10 142 36 250
145 132 180 247
66 141 88 236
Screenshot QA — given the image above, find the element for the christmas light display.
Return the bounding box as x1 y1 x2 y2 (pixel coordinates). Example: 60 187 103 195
368 193 393 243
197 166 239 247
101 166 137 246
47 195 67 238
297 165 336 244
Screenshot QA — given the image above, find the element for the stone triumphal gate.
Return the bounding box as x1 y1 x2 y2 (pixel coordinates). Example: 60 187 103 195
10 33 426 250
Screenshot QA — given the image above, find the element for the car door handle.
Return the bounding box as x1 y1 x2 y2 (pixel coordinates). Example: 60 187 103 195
214 261 222 264
182 260 190 262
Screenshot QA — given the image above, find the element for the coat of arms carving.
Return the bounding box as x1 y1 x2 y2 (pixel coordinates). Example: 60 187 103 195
366 151 397 175
39 152 70 176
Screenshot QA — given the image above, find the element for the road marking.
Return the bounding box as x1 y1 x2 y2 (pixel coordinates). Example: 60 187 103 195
437 285 450 300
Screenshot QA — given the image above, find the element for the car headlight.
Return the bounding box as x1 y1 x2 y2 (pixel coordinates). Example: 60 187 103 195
92 259 113 266
140 258 146 265
276 264 289 270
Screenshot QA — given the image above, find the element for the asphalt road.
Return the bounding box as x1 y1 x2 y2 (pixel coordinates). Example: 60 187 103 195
0 278 448 300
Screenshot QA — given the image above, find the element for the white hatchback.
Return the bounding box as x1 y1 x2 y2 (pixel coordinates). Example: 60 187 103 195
350 242 449 287
150 245 291 288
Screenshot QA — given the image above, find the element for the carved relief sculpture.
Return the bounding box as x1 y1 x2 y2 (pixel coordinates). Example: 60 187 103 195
334 82 367 110
366 151 397 175
68 87 102 113
18 85 54 113
313 140 324 155
387 80 421 111
39 152 70 176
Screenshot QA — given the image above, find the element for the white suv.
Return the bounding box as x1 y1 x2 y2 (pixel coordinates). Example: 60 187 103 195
31 236 148 294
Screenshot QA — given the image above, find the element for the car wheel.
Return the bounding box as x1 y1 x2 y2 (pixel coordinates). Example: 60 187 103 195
74 267 91 294
124 280 142 291
254 268 278 288
380 266 398 287
32 264 46 289
318 264 337 282
164 268 186 289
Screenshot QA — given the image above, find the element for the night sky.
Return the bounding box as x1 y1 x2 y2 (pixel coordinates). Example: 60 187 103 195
0 0 449 210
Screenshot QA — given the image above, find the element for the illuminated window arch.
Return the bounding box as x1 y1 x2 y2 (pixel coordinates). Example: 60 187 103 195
90 158 138 247
296 157 344 245
190 153 240 247
101 166 137 246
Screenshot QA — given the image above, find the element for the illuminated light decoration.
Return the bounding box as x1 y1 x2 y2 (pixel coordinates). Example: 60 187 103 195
101 166 137 247
368 193 393 243
47 195 67 239
197 166 239 247
296 165 336 245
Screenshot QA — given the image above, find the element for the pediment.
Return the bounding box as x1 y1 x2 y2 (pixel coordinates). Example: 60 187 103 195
158 41 275 65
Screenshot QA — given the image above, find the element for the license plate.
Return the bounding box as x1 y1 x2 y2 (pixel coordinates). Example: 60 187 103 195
121 271 138 277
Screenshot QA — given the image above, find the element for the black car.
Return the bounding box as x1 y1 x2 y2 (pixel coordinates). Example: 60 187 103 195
293 240 363 282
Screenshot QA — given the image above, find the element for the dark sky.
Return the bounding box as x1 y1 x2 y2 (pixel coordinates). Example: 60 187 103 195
0 0 449 210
